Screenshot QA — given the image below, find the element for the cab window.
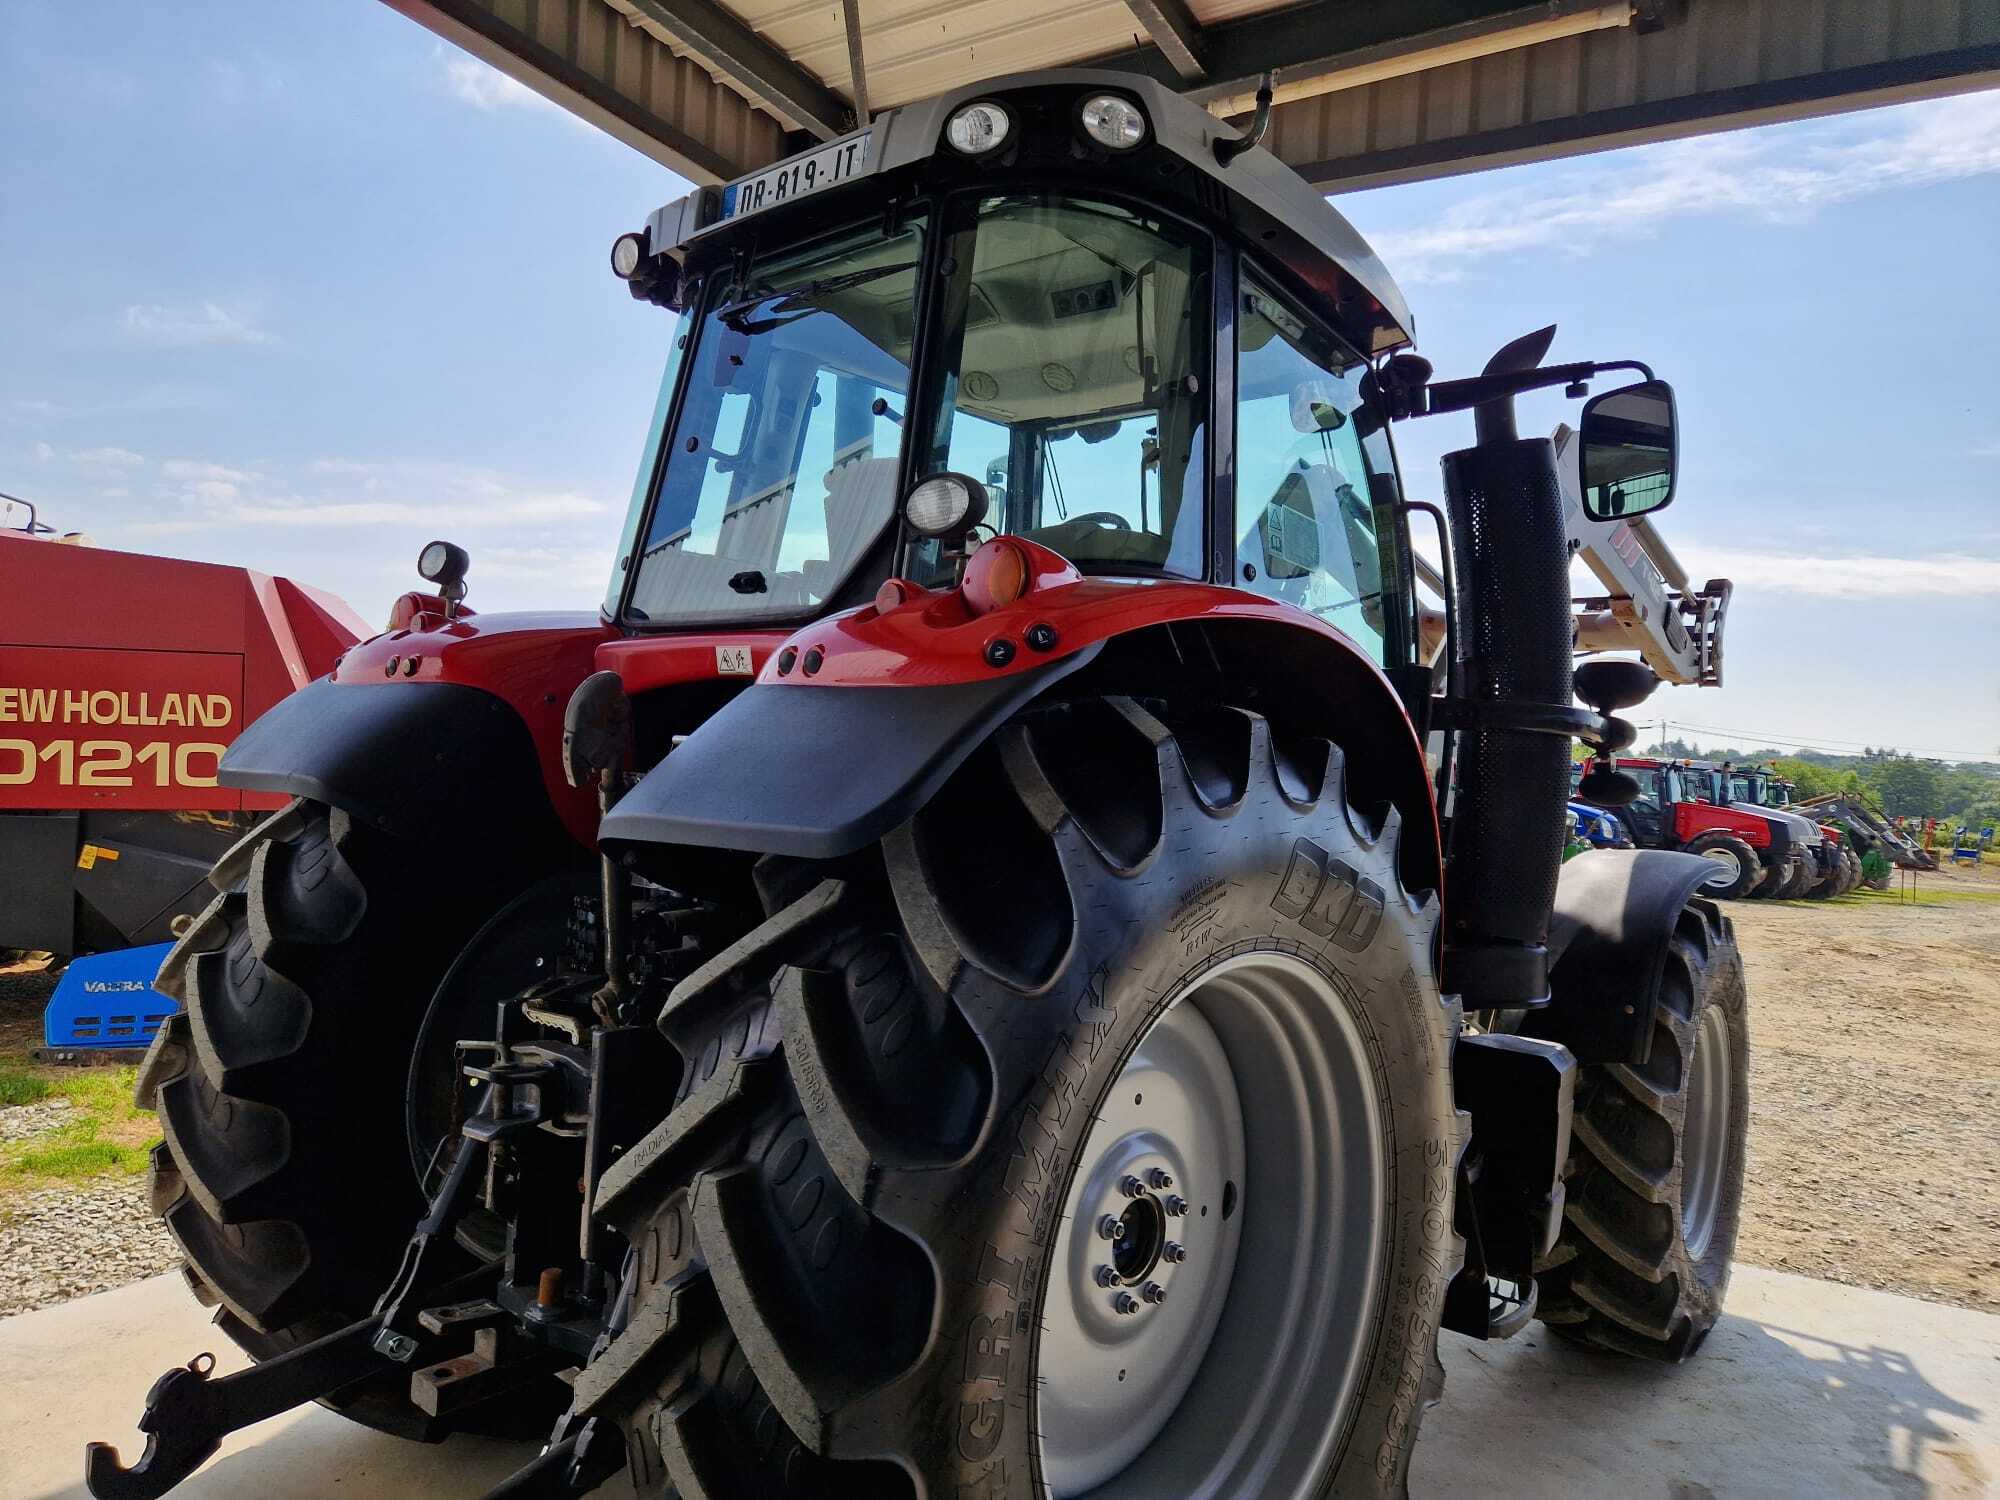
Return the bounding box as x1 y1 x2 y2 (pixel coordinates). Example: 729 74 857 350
1235 274 1400 665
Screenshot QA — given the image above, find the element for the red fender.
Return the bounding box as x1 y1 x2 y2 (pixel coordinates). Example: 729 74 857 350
733 539 1442 890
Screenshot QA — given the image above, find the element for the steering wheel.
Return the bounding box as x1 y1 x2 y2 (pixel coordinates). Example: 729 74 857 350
1065 511 1131 532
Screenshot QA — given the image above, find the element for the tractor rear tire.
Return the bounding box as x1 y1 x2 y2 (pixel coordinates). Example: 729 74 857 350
1760 854 1803 901
135 800 540 1437
1805 855 1840 900
585 699 1462 1499
1682 833 1760 900
1533 900 1748 1359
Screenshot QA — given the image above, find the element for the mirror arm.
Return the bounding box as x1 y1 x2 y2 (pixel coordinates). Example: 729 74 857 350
1411 358 1656 420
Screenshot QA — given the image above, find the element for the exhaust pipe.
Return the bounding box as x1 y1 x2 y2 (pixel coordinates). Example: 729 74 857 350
1438 327 1573 1008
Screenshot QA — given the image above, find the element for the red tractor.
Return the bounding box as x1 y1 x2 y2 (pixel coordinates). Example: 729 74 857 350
95 72 1750 1500
1574 755 1789 900
0 498 363 970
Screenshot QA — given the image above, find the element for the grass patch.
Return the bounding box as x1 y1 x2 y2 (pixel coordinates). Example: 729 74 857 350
8 1138 151 1178
1848 883 2000 907
0 1067 52 1106
0 1063 157 1196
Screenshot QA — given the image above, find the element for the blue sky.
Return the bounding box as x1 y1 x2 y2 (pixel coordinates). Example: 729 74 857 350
4 1 1997 762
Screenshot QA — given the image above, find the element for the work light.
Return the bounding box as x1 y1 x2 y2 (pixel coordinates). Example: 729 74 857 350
946 102 1011 155
1079 94 1146 149
610 231 647 280
903 473 988 537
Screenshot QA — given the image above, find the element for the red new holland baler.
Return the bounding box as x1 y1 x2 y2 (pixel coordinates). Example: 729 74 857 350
0 525 365 959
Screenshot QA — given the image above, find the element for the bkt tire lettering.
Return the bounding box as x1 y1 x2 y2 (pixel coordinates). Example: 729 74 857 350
1270 837 1385 951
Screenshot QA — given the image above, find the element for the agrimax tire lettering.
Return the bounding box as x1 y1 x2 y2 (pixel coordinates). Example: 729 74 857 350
1271 836 1386 950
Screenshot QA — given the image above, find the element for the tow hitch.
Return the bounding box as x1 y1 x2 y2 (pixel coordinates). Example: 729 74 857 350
84 983 648 1500
85 1123 495 1500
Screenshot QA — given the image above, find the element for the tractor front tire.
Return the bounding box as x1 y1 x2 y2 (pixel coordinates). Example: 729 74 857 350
1533 899 1748 1359
587 699 1462 1499
135 801 534 1436
1682 833 1760 900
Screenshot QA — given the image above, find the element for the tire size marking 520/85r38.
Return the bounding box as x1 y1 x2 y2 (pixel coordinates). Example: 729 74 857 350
0 738 225 788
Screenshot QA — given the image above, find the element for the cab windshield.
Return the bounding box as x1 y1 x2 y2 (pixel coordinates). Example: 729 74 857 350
916 195 1209 577
620 216 927 625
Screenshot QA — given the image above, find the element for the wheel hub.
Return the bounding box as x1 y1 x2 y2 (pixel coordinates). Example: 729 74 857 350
1698 846 1741 887
1037 952 1389 1499
1041 1000 1245 1493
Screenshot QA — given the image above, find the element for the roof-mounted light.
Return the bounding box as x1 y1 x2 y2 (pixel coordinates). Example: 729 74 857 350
1079 94 1146 150
946 101 1012 155
610 231 647 280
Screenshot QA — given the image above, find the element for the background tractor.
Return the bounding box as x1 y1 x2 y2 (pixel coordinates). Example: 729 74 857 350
1722 765 1858 897
97 70 1749 1500
1573 755 1783 900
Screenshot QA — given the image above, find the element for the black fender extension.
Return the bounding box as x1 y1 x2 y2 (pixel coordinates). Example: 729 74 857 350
1527 847 1721 1065
598 647 1100 861
220 678 573 861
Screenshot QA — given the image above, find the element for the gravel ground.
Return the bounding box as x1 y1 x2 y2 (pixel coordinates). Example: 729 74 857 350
0 1177 179 1317
0 1096 74 1142
1729 860 2000 1313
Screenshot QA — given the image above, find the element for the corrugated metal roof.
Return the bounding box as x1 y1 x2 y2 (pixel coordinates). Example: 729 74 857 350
392 0 2000 188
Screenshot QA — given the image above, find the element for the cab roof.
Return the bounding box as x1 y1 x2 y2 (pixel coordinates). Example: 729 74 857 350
643 69 1414 354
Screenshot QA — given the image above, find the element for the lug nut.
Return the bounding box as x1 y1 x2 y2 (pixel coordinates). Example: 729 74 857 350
1119 1175 1145 1198
1095 1265 1118 1288
1142 1282 1167 1305
1148 1168 1174 1190
1164 1195 1189 1217
1164 1241 1187 1263
1098 1215 1126 1241
1113 1292 1140 1315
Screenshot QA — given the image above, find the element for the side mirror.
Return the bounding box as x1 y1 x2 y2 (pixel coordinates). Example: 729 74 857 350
1578 379 1677 522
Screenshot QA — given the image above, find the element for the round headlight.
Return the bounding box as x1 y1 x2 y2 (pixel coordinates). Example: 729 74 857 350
417 539 470 587
1079 94 1146 150
946 101 1011 155
610 231 647 280
903 473 989 537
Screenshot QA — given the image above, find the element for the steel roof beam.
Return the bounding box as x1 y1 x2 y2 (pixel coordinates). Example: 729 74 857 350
381 0 787 182
1102 0 1561 99
620 0 852 140
1120 0 1210 83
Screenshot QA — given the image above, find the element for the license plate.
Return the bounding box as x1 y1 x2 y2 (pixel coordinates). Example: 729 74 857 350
722 131 872 220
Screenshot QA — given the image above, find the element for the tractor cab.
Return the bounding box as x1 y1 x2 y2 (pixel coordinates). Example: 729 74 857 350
603 71 1422 677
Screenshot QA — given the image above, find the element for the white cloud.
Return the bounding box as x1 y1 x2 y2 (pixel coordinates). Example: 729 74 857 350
1697 547 2000 598
74 446 145 468
439 51 556 114
162 459 253 483
1365 92 2000 284
130 456 612 538
28 442 146 469
123 300 276 348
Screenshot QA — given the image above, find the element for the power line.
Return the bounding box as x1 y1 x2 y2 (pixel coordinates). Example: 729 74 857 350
1654 719 2000 765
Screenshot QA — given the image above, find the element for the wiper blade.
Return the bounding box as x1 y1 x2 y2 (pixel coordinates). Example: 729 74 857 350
719 260 916 326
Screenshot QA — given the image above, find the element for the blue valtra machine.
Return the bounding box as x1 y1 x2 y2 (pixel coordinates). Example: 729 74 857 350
42 942 178 1051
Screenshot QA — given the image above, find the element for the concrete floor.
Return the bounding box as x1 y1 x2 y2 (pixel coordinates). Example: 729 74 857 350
2 1267 1994 1499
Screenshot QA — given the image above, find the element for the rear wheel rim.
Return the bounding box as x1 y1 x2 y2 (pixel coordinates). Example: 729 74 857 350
1697 846 1741 888
1680 1003 1732 1260
1036 952 1387 1498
